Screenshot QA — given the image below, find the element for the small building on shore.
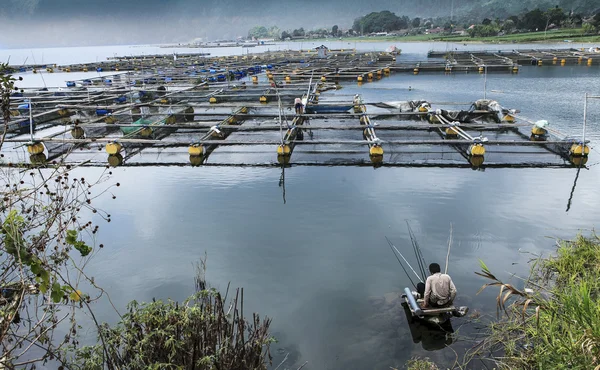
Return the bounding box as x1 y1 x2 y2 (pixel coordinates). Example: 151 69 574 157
315 45 329 58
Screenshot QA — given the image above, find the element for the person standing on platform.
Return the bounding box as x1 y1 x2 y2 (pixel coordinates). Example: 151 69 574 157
294 97 304 115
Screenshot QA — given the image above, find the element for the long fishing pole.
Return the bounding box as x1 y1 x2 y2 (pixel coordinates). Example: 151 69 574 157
406 222 427 280
385 237 417 289
410 225 428 277
385 236 422 283
407 228 424 279
445 223 453 274
414 234 428 279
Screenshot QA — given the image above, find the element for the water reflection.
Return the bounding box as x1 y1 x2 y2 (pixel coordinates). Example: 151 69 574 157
402 304 455 351
189 154 204 167
29 153 47 165
77 162 600 370
566 163 585 213
107 154 123 167
278 163 287 205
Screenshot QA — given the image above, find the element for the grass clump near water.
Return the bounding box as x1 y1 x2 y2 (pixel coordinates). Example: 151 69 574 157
404 357 439 370
71 262 274 369
474 234 600 369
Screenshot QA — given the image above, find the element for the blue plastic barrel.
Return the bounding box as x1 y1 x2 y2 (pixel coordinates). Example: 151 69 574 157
404 287 423 315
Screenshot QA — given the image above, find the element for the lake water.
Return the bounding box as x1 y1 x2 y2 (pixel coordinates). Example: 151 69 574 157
4 42 600 369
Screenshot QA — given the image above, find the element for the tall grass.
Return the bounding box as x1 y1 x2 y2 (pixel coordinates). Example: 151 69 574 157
473 235 600 370
404 358 439 370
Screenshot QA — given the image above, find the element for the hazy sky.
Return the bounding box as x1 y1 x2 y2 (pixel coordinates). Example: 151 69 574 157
0 0 431 48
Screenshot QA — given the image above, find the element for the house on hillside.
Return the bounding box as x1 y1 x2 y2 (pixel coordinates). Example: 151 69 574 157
425 27 442 34
452 27 467 36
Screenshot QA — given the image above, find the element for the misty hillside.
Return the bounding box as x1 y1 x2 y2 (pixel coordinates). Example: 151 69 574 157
2 0 597 20
0 0 597 47
449 0 598 19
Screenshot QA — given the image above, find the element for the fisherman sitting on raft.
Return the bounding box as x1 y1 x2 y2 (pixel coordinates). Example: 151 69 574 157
417 263 457 308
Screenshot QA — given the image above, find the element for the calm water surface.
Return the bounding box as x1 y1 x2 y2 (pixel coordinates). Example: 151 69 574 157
84 163 600 369
5 42 600 369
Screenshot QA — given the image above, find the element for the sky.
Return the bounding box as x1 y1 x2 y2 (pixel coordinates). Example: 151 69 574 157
0 0 594 48
0 0 418 48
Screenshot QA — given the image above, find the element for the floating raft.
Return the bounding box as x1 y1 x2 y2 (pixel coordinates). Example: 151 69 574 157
428 48 600 67
3 48 592 169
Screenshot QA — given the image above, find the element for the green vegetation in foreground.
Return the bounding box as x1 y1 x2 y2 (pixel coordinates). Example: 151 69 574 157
403 358 439 370
470 235 600 369
72 263 274 369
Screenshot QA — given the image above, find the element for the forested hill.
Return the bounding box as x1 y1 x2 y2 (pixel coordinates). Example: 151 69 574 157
448 0 598 19
321 0 598 19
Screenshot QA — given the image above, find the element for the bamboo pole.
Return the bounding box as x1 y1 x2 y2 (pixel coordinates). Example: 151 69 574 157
54 123 529 130
4 138 584 146
0 161 576 169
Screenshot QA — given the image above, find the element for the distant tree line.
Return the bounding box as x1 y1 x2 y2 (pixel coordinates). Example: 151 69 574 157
247 25 281 39
352 11 410 33
467 6 600 37
246 6 600 41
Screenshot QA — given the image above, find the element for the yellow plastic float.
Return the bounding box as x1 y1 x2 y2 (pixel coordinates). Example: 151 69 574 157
105 142 122 155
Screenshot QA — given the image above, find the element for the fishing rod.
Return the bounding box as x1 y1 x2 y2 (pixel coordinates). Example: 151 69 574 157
445 224 453 274
386 237 417 289
406 221 428 281
385 236 422 288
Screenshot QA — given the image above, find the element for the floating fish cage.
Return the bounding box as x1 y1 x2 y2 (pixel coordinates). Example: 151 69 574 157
3 48 592 170
428 48 600 68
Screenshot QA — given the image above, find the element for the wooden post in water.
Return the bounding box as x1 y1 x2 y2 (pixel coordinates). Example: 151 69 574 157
28 100 34 142
483 65 488 100
582 93 587 147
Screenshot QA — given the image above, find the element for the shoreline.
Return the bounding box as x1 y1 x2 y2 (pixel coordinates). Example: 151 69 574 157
285 31 600 45
287 37 600 45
